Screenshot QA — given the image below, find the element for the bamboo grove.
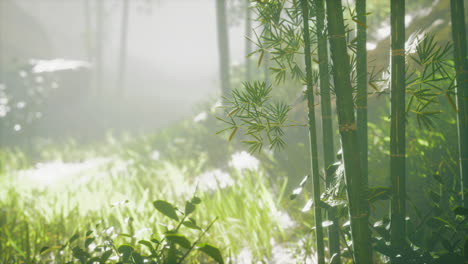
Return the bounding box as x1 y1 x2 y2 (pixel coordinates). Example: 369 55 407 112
220 0 468 263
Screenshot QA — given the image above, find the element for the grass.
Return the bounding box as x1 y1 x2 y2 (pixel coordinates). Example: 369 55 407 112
0 114 313 263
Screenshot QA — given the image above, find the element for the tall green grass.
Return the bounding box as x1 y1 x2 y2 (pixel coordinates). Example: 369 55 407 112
0 121 308 263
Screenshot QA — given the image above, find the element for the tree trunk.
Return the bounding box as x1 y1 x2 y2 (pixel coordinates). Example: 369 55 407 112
84 0 92 62
450 0 468 207
118 0 130 96
390 0 406 256
300 0 325 263
95 0 103 94
356 0 368 186
314 0 341 262
325 0 373 263
215 0 231 100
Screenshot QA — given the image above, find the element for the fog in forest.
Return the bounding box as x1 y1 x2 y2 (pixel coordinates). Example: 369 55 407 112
1 0 467 263
0 0 248 142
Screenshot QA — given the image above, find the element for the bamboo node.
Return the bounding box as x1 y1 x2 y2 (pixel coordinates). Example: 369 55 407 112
356 106 368 109
391 49 405 57
330 34 346 39
339 123 357 132
351 213 369 219
390 153 406 158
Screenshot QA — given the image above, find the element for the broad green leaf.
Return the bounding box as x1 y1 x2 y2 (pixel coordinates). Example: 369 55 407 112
185 201 196 216
85 237 95 248
100 250 113 262
153 200 179 221
183 220 201 230
197 243 224 264
138 240 154 251
39 246 51 255
165 232 191 248
118 244 135 262
191 196 202 204
69 233 79 244
132 252 144 264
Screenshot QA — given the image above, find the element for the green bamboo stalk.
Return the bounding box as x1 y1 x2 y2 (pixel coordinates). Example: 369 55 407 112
215 0 231 99
325 0 373 263
389 0 406 256
96 0 103 94
450 0 468 207
314 0 341 262
356 0 368 186
117 0 130 96
300 0 325 263
84 0 92 62
84 0 92 97
245 0 252 81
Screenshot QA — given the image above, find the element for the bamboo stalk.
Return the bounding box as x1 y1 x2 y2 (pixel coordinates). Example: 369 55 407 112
300 0 325 263
96 0 103 94
356 0 368 186
325 0 373 263
450 0 468 207
389 0 406 256
215 0 231 100
245 0 252 81
314 0 341 262
117 0 130 96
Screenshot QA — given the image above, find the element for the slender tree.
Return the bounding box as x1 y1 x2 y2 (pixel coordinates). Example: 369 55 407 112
216 0 231 99
83 0 93 98
325 0 373 263
95 0 103 94
389 0 406 255
356 0 368 185
300 0 325 263
118 0 130 96
450 0 468 207
245 0 252 81
314 0 340 262
84 0 92 62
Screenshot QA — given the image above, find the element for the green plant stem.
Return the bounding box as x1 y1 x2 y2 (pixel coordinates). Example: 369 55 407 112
177 217 218 264
356 0 368 186
216 0 231 100
314 0 341 262
325 0 373 263
300 0 325 263
390 0 406 257
450 0 468 207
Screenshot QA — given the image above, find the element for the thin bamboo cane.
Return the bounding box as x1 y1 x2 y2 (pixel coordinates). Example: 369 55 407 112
215 0 231 100
314 0 341 262
356 0 368 186
300 0 325 263
117 0 129 96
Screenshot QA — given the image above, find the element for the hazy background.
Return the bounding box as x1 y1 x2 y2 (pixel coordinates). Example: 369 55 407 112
0 0 248 143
